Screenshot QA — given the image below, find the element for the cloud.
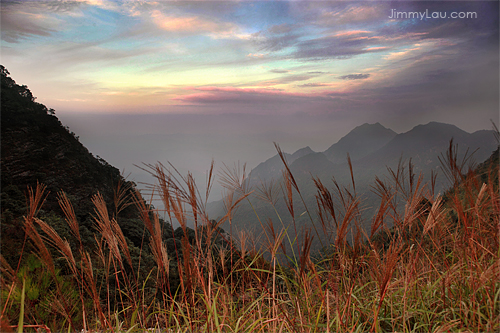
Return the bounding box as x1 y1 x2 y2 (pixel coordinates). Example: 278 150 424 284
269 69 290 74
293 1 498 62
261 74 314 86
1 5 60 42
247 53 266 58
384 47 421 61
318 4 389 26
55 98 88 102
149 9 247 40
339 74 370 80
173 86 313 105
0 0 124 43
333 30 372 38
363 46 388 52
297 83 331 88
253 31 301 52
3 0 498 136
268 23 293 35
292 34 386 60
251 23 302 53
379 2 498 46
50 42 161 67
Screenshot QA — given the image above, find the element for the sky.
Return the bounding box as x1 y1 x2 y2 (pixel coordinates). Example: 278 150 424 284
1 0 499 201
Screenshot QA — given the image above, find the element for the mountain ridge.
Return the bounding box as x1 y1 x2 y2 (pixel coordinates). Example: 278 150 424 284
324 122 397 163
246 122 397 187
207 120 498 253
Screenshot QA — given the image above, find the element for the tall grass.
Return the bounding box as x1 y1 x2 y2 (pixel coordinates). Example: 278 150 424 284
1 142 498 332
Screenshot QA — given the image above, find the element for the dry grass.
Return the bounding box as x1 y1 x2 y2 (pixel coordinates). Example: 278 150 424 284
1 142 499 332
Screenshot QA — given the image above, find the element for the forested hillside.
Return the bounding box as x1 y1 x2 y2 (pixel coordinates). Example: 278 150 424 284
1 65 142 265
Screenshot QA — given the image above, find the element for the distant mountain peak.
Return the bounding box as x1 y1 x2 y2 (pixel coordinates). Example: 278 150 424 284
351 122 391 132
357 121 498 171
324 122 397 163
403 122 468 139
357 121 382 128
414 121 462 130
292 146 315 159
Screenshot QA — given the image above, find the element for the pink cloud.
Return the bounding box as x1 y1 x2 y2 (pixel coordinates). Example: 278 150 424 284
333 30 372 38
363 46 388 52
150 10 243 39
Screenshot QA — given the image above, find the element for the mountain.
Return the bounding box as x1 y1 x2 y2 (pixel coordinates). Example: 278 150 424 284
1 66 129 217
0 65 143 266
291 146 315 160
365 122 469 161
324 122 397 163
355 122 497 188
246 146 315 187
246 123 396 189
290 152 335 176
207 120 498 256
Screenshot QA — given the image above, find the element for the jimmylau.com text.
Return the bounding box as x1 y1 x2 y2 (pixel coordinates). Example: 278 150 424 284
389 9 478 20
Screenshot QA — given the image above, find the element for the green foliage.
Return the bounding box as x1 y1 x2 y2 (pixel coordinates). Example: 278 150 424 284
0 185 28 266
2 255 80 332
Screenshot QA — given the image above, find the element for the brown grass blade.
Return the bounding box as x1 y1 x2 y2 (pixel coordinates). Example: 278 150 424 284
57 191 81 245
274 143 299 192
346 153 355 192
113 177 134 218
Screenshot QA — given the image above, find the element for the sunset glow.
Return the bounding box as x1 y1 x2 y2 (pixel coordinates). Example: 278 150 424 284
2 1 496 119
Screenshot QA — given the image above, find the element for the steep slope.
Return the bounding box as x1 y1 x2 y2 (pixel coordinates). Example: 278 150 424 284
1 65 127 217
474 146 499 184
0 66 144 266
374 145 499 249
324 122 397 163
